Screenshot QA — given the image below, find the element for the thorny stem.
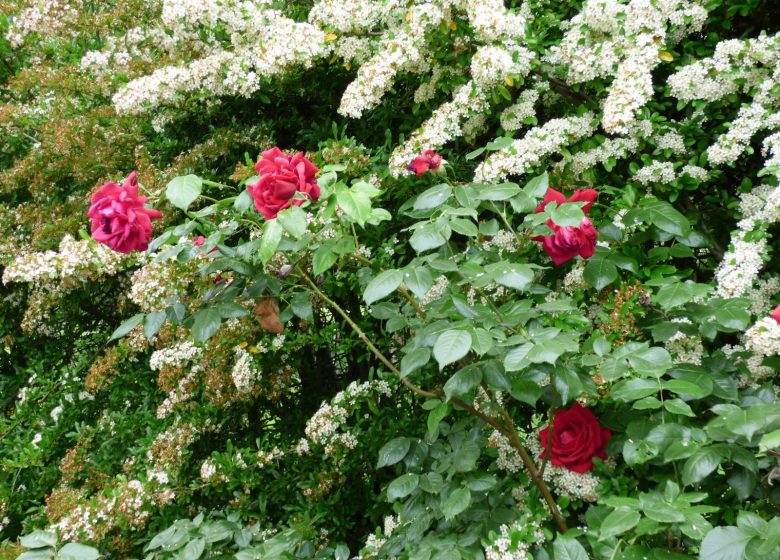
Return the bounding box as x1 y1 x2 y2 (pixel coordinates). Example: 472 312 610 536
540 392 558 477
297 266 569 533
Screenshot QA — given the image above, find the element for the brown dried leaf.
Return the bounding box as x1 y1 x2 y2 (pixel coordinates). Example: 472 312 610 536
255 297 284 334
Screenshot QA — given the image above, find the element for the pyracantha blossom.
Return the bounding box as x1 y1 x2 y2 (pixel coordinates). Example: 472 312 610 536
407 150 444 176
247 147 320 220
539 402 611 473
771 304 780 324
534 187 599 265
87 171 162 254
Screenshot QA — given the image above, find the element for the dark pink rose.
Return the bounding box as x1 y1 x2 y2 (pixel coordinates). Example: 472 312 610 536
193 235 206 247
247 147 320 220
87 171 162 254
539 402 612 473
771 304 780 324
534 187 598 214
408 150 443 176
541 218 598 266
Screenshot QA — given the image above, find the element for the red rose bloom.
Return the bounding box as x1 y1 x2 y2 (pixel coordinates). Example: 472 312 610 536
247 147 320 220
539 402 612 473
408 150 443 176
771 304 780 324
534 187 599 266
87 171 162 254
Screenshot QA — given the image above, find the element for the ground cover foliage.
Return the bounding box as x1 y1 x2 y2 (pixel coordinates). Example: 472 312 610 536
1 0 780 558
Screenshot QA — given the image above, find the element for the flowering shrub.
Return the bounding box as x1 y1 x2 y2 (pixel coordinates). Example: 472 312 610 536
2 0 780 559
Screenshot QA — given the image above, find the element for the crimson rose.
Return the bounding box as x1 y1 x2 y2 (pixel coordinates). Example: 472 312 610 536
87 171 162 254
771 304 780 324
247 147 320 220
534 187 599 266
538 402 611 473
408 149 443 175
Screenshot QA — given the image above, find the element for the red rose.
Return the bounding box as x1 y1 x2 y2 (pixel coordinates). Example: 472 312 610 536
771 304 780 324
247 147 320 220
534 187 598 214
534 187 599 266
538 402 612 473
87 171 162 254
408 150 443 175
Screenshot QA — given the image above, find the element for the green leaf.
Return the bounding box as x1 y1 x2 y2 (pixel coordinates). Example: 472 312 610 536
144 310 166 339
192 308 222 342
257 219 283 266
553 537 589 560
452 441 480 472
664 398 695 417
312 246 338 275
490 263 535 290
336 182 373 226
473 182 521 201
441 487 471 520
640 198 690 236
655 283 695 310
599 509 641 540
504 343 533 371
433 330 472 369
234 189 253 213
449 217 478 237
759 429 780 451
612 379 659 401
527 334 579 364
509 378 541 406
427 401 449 436
410 223 447 253
628 346 672 377
443 364 482 399
56 544 101 560
682 447 723 486
276 205 307 239
166 175 203 211
377 437 411 468
402 266 433 298
364 269 404 305
109 313 144 341
584 257 618 291
550 202 586 227
20 531 57 549
178 538 205 560
524 172 549 197
414 184 452 210
18 552 54 560
401 347 431 377
699 527 752 560
387 473 420 500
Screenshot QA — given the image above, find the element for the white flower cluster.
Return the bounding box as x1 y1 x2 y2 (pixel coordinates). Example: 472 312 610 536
231 346 261 393
129 256 194 312
500 89 541 131
558 136 640 178
715 183 780 298
633 160 676 185
338 3 446 118
389 81 489 176
526 438 602 502
488 430 523 473
6 0 81 48
257 446 285 466
665 330 704 365
547 0 707 134
669 33 780 103
470 44 533 89
475 113 597 182
706 68 780 166
744 317 780 357
483 519 544 560
461 0 526 42
110 3 326 115
303 380 391 455
150 341 203 371
419 275 450 307
309 0 400 33
3 235 130 288
722 344 775 388
157 369 199 419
